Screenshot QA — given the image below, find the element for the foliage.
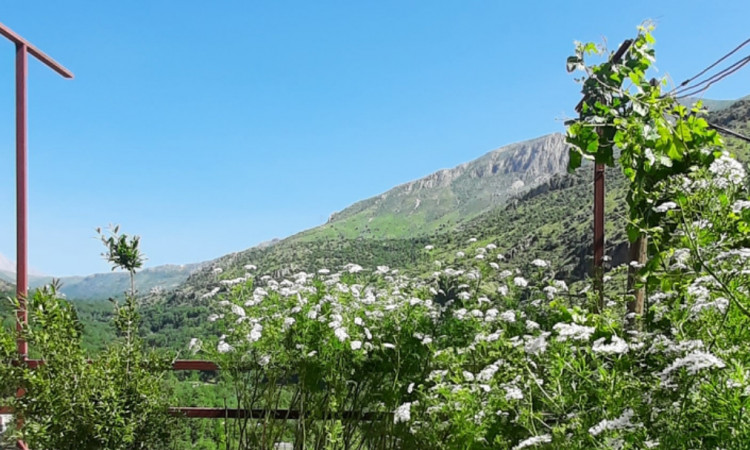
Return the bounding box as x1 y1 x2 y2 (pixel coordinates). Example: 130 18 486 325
0 227 177 449
180 26 750 449
194 145 750 448
566 24 723 244
97 224 146 296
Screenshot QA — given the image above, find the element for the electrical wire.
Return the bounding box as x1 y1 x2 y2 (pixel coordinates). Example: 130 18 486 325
667 37 750 96
671 55 750 100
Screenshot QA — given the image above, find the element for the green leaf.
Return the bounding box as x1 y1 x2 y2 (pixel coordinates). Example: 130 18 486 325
627 224 641 243
568 149 582 172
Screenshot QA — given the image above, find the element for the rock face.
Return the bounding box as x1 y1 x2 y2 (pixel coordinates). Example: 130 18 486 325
322 133 569 238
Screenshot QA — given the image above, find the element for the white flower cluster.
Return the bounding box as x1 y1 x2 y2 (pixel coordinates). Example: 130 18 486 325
512 434 552 450
589 408 642 436
393 402 412 424
553 322 595 342
709 153 746 188
592 335 629 355
659 350 726 387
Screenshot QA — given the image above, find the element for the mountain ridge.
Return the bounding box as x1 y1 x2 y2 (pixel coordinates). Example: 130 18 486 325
299 133 569 242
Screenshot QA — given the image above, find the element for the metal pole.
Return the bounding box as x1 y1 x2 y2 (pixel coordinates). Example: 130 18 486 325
15 43 28 360
572 39 632 311
0 23 72 450
14 42 29 450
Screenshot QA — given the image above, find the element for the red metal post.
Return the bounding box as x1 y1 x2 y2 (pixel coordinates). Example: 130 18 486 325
0 22 72 450
14 43 29 450
15 43 28 360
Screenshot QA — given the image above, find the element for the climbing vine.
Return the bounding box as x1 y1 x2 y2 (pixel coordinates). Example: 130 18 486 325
566 24 724 247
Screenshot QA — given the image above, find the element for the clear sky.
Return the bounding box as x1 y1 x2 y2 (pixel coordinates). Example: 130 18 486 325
0 1 749 276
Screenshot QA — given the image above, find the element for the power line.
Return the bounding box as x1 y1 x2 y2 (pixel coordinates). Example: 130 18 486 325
672 55 750 100
668 37 750 96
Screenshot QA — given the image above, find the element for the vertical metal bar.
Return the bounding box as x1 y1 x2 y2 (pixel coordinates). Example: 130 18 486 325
593 162 605 311
15 43 28 359
15 42 29 450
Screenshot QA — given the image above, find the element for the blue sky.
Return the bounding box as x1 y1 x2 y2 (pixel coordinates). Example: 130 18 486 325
0 1 749 276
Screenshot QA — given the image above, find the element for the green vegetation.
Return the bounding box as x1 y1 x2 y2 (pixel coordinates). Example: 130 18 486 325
2 24 750 450
0 227 178 449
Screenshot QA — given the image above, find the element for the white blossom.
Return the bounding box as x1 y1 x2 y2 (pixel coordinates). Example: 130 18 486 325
653 201 678 213
709 153 746 188
504 385 524 400
188 338 201 354
477 364 499 382
732 200 750 213
394 402 412 424
589 409 642 436
659 350 725 387
500 310 516 323
513 434 552 450
553 322 595 342
230 304 246 318
592 335 629 355
334 327 349 342
524 333 550 356
217 341 233 353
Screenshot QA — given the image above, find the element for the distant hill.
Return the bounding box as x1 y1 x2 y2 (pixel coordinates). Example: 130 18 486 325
0 253 14 273
678 95 750 112
170 133 573 301
0 262 207 301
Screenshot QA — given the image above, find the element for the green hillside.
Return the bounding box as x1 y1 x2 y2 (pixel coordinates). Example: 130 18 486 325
677 95 750 112
170 96 750 307
298 133 570 241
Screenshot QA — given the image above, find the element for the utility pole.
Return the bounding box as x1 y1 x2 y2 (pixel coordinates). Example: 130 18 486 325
575 39 632 312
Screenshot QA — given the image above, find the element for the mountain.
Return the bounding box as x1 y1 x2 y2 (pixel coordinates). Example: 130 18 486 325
678 95 750 112
170 133 573 301
169 96 750 304
5 98 749 305
0 262 208 301
298 133 569 241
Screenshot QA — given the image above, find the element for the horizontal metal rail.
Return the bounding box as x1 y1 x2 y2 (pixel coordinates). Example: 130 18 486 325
170 408 389 420
2 359 391 420
15 359 220 371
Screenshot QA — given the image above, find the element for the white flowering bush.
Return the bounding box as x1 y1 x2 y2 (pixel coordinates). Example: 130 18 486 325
193 150 750 449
